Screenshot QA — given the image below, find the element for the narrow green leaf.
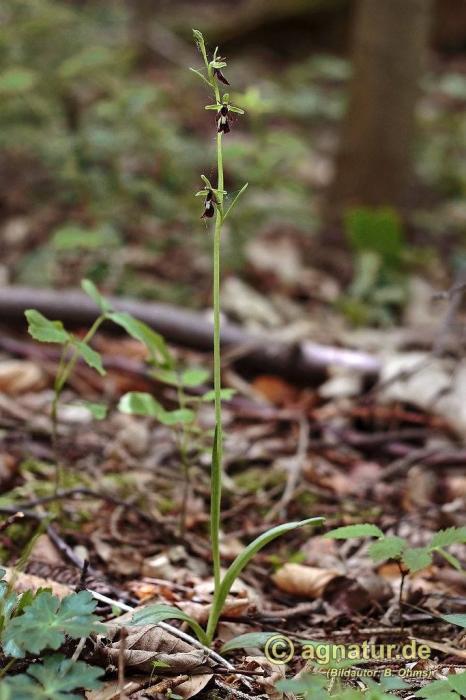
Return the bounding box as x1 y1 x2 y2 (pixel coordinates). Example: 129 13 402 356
74 340 105 376
25 310 70 345
323 524 384 540
207 517 324 641
441 614 466 628
189 67 211 88
436 549 464 572
130 604 208 646
81 279 112 313
223 183 249 222
220 632 279 653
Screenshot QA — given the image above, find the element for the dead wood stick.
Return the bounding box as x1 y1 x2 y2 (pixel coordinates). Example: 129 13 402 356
0 286 381 384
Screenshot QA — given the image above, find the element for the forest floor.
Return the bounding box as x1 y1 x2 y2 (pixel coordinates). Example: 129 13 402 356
1 10 466 696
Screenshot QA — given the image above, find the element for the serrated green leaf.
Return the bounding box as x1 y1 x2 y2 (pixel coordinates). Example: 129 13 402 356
441 614 466 628
30 654 103 693
108 312 172 367
429 527 466 551
368 535 405 563
73 340 105 376
220 632 279 653
402 547 432 573
25 310 70 345
130 604 208 645
2 591 104 658
81 279 112 313
322 524 384 540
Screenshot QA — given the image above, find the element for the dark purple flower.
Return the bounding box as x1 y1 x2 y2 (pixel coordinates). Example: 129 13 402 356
213 58 230 86
216 103 232 134
201 189 218 219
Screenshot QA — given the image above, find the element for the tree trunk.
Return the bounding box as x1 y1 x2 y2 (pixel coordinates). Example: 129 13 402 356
326 0 433 217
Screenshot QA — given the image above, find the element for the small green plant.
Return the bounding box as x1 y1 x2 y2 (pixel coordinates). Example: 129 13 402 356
25 278 173 495
0 568 104 698
324 524 466 631
324 523 466 574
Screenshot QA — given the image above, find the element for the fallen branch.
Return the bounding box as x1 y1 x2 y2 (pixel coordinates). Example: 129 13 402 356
0 286 381 384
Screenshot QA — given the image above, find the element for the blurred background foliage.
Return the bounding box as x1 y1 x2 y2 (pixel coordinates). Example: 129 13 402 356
1 0 466 322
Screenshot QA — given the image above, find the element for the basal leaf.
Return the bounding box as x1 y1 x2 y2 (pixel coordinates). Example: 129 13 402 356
25 310 70 345
323 524 384 540
220 631 279 653
441 613 466 628
130 604 208 645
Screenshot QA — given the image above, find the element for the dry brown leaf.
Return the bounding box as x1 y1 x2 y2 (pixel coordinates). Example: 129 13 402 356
244 656 287 700
273 563 342 598
2 565 73 598
252 376 300 406
94 624 216 675
0 360 45 394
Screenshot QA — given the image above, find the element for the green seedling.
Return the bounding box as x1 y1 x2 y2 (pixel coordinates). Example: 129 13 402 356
26 278 173 496
324 524 466 632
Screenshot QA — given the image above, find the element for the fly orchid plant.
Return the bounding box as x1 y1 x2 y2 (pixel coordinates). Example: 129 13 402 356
128 30 324 649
